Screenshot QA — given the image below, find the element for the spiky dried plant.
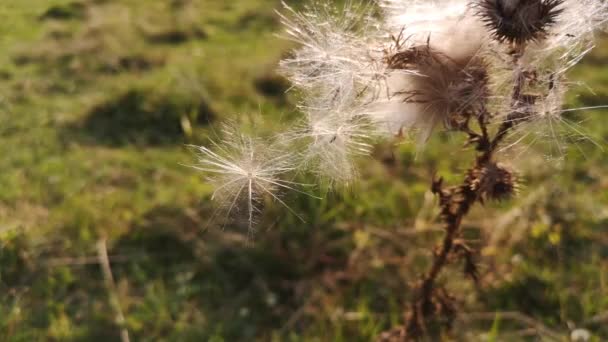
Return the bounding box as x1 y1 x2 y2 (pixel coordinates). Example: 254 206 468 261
191 0 608 339
473 0 565 44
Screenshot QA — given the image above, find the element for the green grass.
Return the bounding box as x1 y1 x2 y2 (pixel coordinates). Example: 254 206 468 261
0 0 607 341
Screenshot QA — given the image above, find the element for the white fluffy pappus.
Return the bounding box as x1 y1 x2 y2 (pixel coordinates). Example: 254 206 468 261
283 96 377 184
188 126 305 233
494 0 608 160
499 75 606 161
304 115 375 184
277 1 384 106
379 0 488 58
379 0 469 33
527 0 608 73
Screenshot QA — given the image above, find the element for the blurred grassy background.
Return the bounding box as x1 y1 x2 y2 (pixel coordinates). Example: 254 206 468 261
0 0 607 341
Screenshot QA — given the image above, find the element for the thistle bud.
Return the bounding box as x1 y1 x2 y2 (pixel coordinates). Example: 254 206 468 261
473 0 565 44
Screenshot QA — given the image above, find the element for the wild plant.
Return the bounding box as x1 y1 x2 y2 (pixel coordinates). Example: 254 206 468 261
192 0 608 339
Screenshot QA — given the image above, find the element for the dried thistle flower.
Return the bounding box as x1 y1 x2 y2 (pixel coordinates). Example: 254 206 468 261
369 1 491 138
381 43 491 137
467 162 518 202
473 0 565 44
378 41 490 139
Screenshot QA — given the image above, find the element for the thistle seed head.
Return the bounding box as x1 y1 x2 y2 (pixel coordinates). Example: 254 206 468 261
474 0 565 44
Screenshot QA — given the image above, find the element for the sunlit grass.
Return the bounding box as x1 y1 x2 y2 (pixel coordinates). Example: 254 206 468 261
0 0 606 341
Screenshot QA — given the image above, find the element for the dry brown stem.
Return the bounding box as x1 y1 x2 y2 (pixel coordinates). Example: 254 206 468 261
97 238 131 342
379 46 530 342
